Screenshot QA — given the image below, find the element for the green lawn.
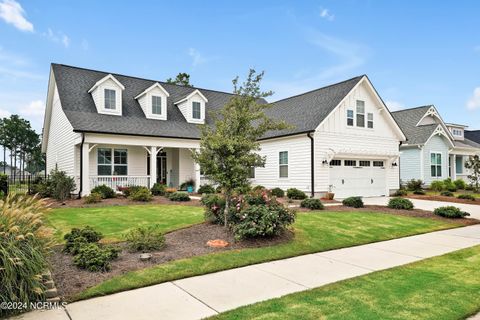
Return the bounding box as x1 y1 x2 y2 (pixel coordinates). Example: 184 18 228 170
73 209 463 301
210 245 480 320
45 204 204 242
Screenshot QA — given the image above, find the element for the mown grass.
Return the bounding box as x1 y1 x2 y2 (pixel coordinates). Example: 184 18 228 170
210 245 480 320
73 210 463 301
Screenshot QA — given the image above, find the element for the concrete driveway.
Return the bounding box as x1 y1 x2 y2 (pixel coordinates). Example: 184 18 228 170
363 197 480 220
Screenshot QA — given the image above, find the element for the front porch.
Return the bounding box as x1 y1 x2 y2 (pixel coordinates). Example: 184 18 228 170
76 134 201 196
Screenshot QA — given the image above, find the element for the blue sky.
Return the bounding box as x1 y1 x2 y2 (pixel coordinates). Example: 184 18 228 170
0 0 479 133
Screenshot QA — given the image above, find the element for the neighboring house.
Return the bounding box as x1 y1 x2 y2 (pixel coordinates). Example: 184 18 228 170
465 130 480 145
392 105 480 186
0 164 27 177
41 64 406 198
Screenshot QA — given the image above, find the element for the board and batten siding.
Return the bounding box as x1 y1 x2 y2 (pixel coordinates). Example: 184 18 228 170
253 135 312 192
423 134 450 185
399 147 422 184
314 80 401 194
46 83 80 176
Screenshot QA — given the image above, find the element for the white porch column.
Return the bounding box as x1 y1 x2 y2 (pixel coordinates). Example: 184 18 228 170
194 149 201 192
451 154 456 180
81 143 90 196
150 146 157 188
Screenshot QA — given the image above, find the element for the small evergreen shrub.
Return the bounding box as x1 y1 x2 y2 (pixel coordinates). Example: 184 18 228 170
246 189 270 205
271 187 285 198
406 179 423 191
201 194 227 224
387 197 414 210
84 192 102 204
129 187 153 202
342 196 364 208
430 181 444 192
90 185 116 199
440 191 454 197
124 225 165 252
457 194 476 201
122 185 143 197
433 206 470 218
413 189 426 195
300 198 324 210
443 178 457 192
454 179 467 190
198 184 215 194
232 203 296 240
49 169 76 201
73 243 119 272
63 226 103 254
252 185 265 191
168 192 190 201
394 189 408 196
151 183 167 196
287 188 307 200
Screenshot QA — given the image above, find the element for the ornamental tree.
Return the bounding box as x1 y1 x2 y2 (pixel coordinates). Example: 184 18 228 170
465 155 480 191
192 69 290 227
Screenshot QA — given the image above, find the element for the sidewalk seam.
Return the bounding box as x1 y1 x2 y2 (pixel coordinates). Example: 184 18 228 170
171 281 220 315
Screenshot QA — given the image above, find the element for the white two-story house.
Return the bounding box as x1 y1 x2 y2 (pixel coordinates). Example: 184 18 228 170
42 64 406 198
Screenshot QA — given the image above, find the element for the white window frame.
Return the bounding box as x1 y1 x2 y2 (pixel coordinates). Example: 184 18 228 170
347 109 354 126
344 160 357 166
192 101 201 119
356 100 365 127
452 129 463 137
104 88 116 110
430 152 442 178
279 151 288 178
373 160 385 167
329 159 342 166
151 95 162 115
97 148 128 176
367 113 373 128
359 160 371 167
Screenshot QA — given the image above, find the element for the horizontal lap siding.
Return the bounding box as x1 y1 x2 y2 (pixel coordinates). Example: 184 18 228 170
399 148 421 184
88 145 147 176
423 135 450 185
178 148 195 185
46 84 79 176
253 135 311 192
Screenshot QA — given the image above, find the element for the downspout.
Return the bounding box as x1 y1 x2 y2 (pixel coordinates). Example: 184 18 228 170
78 133 85 199
307 132 315 198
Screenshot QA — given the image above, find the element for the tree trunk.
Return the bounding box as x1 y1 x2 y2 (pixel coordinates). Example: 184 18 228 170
224 190 230 227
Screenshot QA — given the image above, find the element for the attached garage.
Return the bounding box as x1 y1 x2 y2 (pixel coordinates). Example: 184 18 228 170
329 159 387 198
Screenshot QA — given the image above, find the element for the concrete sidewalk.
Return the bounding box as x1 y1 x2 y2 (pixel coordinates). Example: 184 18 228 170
363 196 480 220
14 224 480 320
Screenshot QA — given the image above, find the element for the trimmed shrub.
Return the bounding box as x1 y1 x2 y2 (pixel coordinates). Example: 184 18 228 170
168 192 190 202
443 178 457 192
430 181 444 192
252 185 266 191
406 179 423 191
121 185 143 197
64 226 103 254
271 187 285 198
151 183 167 196
394 189 408 196
84 192 102 204
90 185 116 199
124 225 165 252
232 202 296 240
413 189 426 195
457 194 476 201
246 189 270 205
454 179 467 190
201 194 227 224
433 206 470 218
300 198 324 210
49 169 76 201
287 188 307 200
440 191 454 197
0 195 52 317
129 187 153 202
73 243 119 272
342 196 364 208
198 184 215 194
388 197 414 210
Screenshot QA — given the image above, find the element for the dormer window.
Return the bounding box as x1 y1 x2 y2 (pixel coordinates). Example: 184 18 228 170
152 96 162 115
452 129 463 136
192 101 201 119
105 89 116 110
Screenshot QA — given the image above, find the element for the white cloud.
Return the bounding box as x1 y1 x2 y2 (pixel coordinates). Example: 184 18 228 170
43 28 70 48
20 99 43 116
385 100 405 111
0 107 11 118
188 48 207 67
467 87 480 110
0 0 33 32
319 7 334 21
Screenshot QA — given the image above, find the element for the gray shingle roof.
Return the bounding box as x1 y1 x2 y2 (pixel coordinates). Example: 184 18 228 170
465 130 480 145
454 138 480 149
391 106 437 145
51 64 363 140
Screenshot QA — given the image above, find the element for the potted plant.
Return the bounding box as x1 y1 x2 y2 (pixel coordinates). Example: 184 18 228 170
325 185 335 200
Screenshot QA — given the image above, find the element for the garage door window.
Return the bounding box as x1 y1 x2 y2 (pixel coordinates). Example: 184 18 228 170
356 100 365 127
373 161 384 167
359 160 371 167
431 153 442 177
279 151 288 178
329 160 341 166
344 160 357 166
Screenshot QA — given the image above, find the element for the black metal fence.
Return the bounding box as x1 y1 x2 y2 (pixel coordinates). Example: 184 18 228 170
4 174 47 195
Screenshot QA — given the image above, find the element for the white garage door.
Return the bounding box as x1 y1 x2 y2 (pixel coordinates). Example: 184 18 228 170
329 159 386 198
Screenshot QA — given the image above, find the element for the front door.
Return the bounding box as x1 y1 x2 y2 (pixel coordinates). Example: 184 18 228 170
157 152 167 184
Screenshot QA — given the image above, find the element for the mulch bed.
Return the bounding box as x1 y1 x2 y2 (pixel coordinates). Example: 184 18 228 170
45 195 203 209
49 222 293 300
406 194 480 206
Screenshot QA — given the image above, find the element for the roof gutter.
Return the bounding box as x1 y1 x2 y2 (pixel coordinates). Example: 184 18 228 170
78 133 85 199
307 132 315 198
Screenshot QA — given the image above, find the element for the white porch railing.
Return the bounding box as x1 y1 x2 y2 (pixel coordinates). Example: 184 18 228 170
90 176 150 191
